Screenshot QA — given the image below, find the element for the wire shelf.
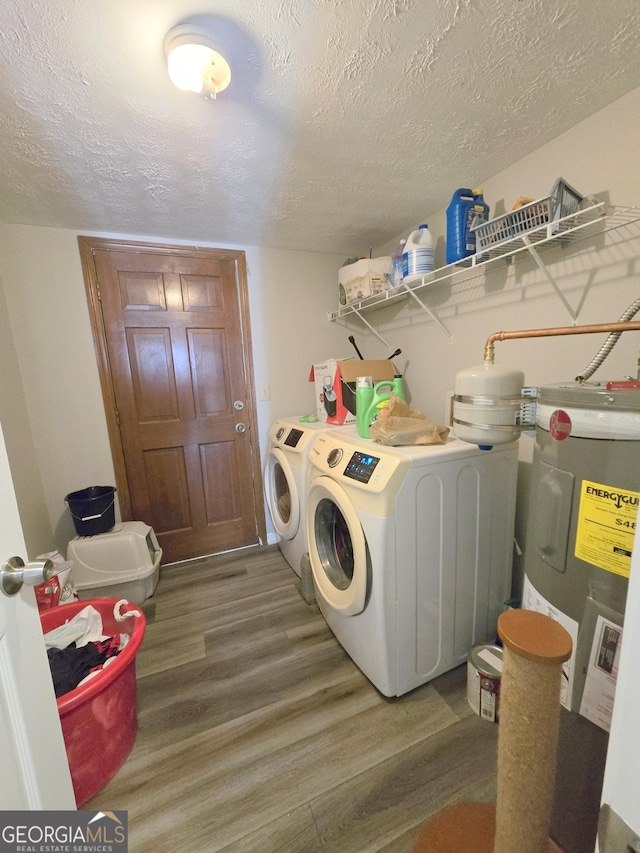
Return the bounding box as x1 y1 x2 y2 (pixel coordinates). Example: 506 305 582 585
328 203 640 323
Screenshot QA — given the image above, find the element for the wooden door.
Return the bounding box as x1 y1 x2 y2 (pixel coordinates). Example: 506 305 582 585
78 238 265 565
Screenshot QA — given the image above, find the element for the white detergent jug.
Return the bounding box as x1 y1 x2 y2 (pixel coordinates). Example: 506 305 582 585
403 224 434 277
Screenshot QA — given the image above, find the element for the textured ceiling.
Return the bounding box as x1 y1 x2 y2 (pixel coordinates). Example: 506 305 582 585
1 0 639 255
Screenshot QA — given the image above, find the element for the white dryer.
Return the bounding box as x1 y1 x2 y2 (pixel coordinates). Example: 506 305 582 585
264 417 339 576
306 432 519 696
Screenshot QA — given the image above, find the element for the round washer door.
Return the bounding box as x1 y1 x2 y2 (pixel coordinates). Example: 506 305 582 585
264 447 300 541
306 475 368 616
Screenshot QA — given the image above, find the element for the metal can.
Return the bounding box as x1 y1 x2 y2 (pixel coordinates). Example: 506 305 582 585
467 643 503 723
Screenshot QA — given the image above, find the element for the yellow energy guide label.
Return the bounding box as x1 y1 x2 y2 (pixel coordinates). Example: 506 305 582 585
575 479 639 577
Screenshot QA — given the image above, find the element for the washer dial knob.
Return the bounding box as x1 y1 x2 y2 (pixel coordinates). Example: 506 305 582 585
327 448 343 468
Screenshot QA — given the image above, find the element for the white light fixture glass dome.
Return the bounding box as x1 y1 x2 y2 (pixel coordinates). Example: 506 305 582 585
164 24 231 98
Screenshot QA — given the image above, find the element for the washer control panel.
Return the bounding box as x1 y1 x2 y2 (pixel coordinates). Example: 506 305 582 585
344 450 380 483
269 419 319 454
284 428 303 447
309 432 408 495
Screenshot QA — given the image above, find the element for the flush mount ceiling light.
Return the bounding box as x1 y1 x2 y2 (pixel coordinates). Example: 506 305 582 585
164 24 231 98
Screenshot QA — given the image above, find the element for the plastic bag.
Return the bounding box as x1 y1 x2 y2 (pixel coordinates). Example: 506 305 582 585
36 550 77 605
34 574 61 610
43 605 105 649
369 393 450 446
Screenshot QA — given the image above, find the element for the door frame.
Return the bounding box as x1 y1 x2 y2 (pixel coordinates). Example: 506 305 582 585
77 236 266 549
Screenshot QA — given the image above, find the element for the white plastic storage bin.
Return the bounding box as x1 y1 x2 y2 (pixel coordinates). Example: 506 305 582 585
66 521 162 604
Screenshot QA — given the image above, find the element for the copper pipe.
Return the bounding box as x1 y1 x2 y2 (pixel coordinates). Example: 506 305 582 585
483 321 640 363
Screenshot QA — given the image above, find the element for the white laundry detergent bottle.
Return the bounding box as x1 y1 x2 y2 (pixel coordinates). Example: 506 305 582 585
403 224 434 278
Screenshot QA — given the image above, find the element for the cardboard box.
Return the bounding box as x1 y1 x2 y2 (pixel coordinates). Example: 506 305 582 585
338 257 392 305
309 358 396 424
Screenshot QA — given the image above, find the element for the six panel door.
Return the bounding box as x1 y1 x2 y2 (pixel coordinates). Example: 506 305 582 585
90 245 261 563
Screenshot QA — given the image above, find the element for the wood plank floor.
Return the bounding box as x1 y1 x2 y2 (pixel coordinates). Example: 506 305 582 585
87 545 498 852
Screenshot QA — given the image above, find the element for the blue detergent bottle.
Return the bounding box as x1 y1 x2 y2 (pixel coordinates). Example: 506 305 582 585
446 188 490 264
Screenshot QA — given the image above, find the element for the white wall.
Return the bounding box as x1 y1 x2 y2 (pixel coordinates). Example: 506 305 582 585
0 85 639 563
0 228 117 550
371 84 640 592
375 84 640 413
0 226 346 552
0 268 51 556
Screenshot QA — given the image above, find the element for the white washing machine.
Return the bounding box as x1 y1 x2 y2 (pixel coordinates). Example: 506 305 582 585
264 417 344 575
306 431 519 696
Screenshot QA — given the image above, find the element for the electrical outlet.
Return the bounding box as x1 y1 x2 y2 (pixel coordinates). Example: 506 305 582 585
259 383 271 401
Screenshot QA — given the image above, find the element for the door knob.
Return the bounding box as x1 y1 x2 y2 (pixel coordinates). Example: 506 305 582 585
235 423 246 433
1 556 55 597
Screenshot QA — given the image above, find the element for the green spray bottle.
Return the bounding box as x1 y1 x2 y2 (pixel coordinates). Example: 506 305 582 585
355 376 374 438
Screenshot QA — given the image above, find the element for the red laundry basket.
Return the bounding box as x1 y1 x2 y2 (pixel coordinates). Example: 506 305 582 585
40 597 146 806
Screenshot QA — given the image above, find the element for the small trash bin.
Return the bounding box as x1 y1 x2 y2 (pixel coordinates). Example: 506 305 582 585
40 597 146 806
65 486 117 537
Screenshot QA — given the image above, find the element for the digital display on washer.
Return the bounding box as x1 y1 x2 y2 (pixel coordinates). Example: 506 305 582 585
284 428 303 447
344 450 380 483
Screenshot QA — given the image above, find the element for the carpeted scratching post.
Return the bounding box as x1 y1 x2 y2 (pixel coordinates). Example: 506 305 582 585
413 609 572 853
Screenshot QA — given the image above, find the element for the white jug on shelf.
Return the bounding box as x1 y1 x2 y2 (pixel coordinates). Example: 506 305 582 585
403 224 434 277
